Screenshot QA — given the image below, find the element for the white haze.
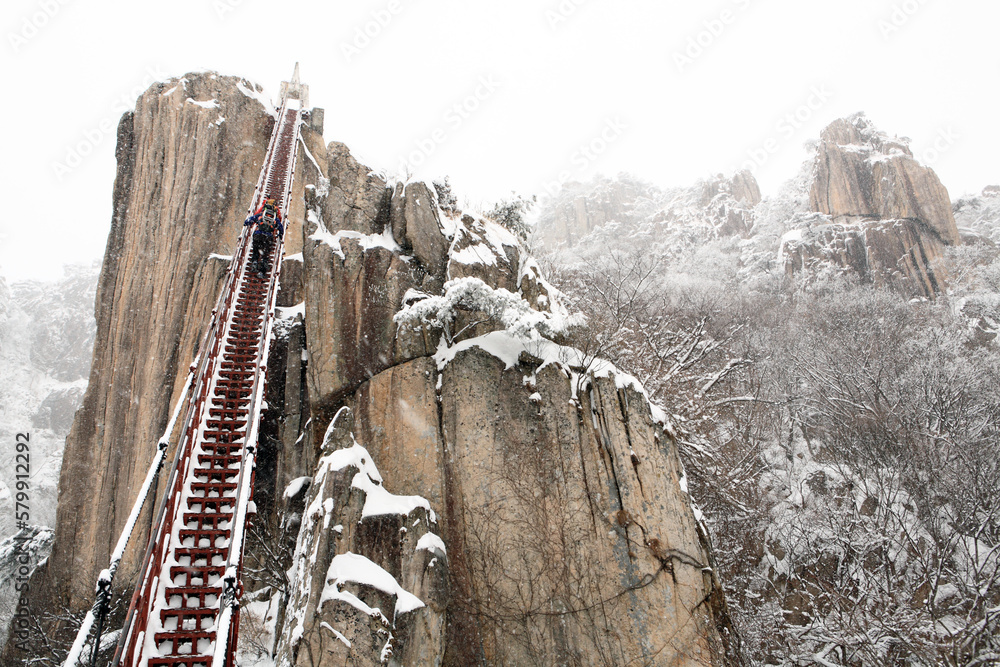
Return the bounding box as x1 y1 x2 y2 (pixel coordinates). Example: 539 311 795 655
1 0 998 280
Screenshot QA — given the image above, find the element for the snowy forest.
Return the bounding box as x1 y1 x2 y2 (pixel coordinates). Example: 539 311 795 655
508 119 1000 665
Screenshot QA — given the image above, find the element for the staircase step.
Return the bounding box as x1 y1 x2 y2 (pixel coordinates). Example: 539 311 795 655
148 657 212 667
182 512 232 529
178 528 232 545
170 565 225 586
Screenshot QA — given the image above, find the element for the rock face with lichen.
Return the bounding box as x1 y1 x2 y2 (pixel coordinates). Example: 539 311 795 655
267 137 736 664
26 72 281 617
13 73 736 666
781 114 961 297
13 72 327 663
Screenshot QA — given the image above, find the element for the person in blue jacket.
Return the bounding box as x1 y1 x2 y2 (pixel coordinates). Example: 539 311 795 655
244 197 284 276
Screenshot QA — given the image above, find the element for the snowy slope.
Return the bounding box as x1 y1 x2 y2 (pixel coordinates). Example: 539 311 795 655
0 264 97 537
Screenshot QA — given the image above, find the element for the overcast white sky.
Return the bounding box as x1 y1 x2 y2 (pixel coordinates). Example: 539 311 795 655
2 0 998 281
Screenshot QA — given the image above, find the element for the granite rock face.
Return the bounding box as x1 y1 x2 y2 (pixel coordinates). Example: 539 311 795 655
809 116 959 245
780 218 947 296
700 171 762 238
434 349 728 665
700 170 762 209
32 72 275 612
21 73 736 666
302 188 427 418
539 177 650 247
389 182 451 277
782 114 961 297
275 407 448 667
278 144 735 665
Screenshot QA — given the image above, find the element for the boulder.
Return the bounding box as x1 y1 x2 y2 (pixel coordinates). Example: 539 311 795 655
810 115 959 245
389 182 451 277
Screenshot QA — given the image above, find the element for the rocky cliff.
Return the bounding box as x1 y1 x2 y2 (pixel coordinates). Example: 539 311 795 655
536 115 961 299
265 159 736 664
539 176 653 247
26 72 289 617
781 114 961 296
18 72 735 666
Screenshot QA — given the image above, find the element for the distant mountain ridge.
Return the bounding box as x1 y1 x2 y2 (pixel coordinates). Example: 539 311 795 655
537 113 965 299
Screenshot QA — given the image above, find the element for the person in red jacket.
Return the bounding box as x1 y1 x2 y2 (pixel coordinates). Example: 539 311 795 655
251 196 283 225
244 196 284 277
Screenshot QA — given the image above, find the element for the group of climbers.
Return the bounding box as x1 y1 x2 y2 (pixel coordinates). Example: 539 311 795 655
243 196 284 276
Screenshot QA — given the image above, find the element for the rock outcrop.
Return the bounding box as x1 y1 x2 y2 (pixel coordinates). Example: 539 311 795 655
780 218 948 296
539 177 651 247
270 142 736 664
24 71 326 618
19 73 736 666
275 407 448 666
701 170 762 209
809 117 959 245
698 171 761 237
538 171 763 250
782 114 961 296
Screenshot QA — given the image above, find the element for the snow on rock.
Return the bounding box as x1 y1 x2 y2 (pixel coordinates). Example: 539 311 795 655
450 243 498 266
308 210 401 260
298 135 324 180
236 78 277 118
431 329 671 428
274 407 447 667
415 532 446 556
185 97 220 109
353 471 431 520
322 552 425 619
776 228 803 262
283 476 311 500
396 276 581 343
321 622 351 648
276 301 305 320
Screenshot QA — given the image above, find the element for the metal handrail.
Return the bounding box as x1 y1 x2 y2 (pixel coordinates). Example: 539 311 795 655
109 95 302 667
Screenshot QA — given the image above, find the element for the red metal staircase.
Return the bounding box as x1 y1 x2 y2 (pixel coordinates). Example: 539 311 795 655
105 95 304 667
